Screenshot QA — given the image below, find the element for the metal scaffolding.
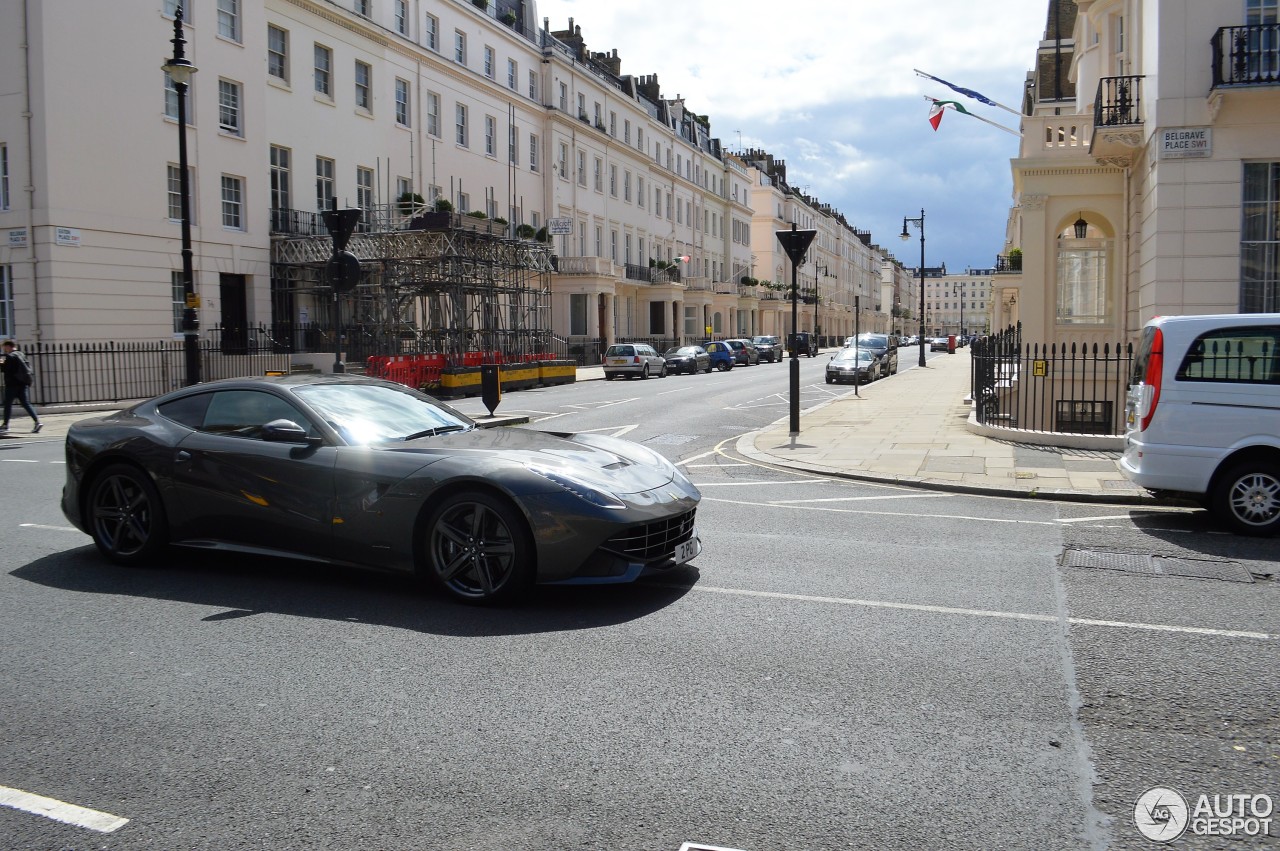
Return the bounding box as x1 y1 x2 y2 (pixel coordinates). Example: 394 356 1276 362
270 219 555 363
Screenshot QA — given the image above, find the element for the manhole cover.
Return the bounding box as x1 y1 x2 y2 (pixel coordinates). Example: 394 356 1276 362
1060 548 1253 583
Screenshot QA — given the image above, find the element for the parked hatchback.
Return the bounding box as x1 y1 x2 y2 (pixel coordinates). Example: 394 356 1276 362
603 343 667 380
701 341 736 371
724 339 760 366
1121 313 1280 535
662 345 710 374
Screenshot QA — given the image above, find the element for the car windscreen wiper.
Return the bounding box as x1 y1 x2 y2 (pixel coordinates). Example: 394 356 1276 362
402 424 470 441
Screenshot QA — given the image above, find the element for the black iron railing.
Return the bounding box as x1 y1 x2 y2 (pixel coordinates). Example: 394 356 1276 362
23 339 291 406
1212 24 1280 87
995 254 1022 273
1094 75 1144 127
971 324 1135 436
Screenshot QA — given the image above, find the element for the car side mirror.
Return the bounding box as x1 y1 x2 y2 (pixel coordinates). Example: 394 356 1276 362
263 418 318 445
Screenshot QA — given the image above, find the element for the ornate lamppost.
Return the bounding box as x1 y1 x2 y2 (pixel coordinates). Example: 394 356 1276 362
162 6 201 385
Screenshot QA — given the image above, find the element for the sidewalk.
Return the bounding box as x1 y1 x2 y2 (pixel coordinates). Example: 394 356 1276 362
735 350 1156 504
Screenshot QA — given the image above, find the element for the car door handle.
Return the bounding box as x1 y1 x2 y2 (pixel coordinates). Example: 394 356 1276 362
176 450 192 462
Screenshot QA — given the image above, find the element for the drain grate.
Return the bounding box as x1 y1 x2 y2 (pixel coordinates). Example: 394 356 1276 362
1060 548 1253 583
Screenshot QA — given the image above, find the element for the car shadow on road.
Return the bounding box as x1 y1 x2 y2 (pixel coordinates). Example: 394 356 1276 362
11 546 700 637
1127 510 1279 566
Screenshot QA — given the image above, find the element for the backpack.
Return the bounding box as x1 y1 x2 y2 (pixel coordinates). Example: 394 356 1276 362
10 352 33 386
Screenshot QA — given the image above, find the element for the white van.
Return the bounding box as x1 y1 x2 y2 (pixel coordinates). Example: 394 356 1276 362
1121 314 1280 535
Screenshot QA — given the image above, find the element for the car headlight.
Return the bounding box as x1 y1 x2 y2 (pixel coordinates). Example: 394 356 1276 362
526 465 626 509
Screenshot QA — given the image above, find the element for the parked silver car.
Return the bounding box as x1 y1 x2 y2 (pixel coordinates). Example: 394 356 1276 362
603 343 667 380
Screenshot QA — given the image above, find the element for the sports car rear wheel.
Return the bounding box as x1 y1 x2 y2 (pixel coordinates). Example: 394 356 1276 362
88 464 168 565
426 491 533 604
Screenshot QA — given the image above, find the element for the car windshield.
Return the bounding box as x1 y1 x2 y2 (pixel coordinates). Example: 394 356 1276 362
857 334 889 348
294 382 474 445
605 345 635 356
753 337 775 344
666 347 699 356
833 349 874 364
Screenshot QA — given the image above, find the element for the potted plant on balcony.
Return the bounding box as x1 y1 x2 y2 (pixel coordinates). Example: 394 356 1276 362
516 223 536 240
500 10 516 26
408 196 450 230
1008 247 1022 271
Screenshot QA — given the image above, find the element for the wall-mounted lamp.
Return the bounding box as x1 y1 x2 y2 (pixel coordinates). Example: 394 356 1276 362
1073 214 1088 239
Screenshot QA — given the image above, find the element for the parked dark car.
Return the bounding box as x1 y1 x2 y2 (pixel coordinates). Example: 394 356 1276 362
663 345 711 374
930 337 950 352
751 335 783 363
60 374 702 605
788 332 818 357
724 339 760 365
701 341 736 371
825 347 879 384
846 333 898 377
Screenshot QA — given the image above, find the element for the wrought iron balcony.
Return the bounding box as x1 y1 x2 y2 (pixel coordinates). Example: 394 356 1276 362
1212 24 1280 87
1093 75 1143 127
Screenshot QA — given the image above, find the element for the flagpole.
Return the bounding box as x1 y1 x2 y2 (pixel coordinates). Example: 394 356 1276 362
924 96 1022 138
914 68 1023 117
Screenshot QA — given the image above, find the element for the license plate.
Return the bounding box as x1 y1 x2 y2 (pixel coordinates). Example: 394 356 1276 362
673 537 698 565
607 358 627 365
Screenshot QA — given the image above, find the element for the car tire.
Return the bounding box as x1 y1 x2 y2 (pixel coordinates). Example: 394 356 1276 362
1210 461 1280 536
659 363 667 378
424 490 534 605
716 361 731 372
604 372 615 380
825 374 833 384
87 463 169 565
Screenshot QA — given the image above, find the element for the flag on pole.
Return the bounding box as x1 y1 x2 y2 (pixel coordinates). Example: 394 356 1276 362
914 69 1022 116
928 99 970 130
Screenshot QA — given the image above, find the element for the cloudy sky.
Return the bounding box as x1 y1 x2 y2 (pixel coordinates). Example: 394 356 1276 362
536 0 1051 271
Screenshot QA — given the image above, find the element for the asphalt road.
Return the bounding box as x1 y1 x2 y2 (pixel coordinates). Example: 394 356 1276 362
1 352 1276 850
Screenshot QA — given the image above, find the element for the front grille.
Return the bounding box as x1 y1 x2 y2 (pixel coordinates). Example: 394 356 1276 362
604 508 696 561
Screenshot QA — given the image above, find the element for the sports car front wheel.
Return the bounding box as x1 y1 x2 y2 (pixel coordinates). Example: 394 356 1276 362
88 464 168 565
425 491 534 604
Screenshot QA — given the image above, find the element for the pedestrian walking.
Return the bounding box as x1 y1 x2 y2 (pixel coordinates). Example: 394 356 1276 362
1 339 41 433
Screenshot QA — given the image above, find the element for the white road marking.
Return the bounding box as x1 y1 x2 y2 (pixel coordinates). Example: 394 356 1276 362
694 479 828 487
657 386 696 396
1 459 39 463
0 785 129 833
778 493 953 504
677 448 723 466
1055 512 1193 523
670 584 1272 641
684 463 751 468
20 523 83 533
572 424 639 438
701 498 1066 525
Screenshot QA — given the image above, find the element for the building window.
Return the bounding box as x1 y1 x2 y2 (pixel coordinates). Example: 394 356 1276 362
163 71 191 121
314 44 332 97
394 0 408 35
397 177 412 201
169 270 185 334
1056 222 1110 325
508 125 518 164
559 82 568 112
609 164 617 197
528 70 538 101
557 143 567 179
167 164 184 221
395 78 410 126
1242 161 1280 312
458 192 469 213
623 171 631 202
609 112 616 137
218 80 242 136
315 156 334 211
426 91 440 136
354 61 372 111
454 31 466 65
577 151 586 186
269 145 290 215
484 46 495 79
455 103 468 146
529 134 539 172
356 166 374 213
267 25 288 82
570 293 588 336
221 175 244 229
593 157 602 192
162 0 186 18
354 0 369 16
217 0 240 42
0 145 7 210
425 14 438 50
637 177 645 208
507 59 517 90
485 115 496 156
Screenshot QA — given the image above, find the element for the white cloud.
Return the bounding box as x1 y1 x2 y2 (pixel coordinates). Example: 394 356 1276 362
538 0 1050 268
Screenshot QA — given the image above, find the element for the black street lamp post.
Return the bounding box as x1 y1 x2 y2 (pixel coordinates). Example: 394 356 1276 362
953 283 965 338
901 209 926 368
776 224 817 436
162 6 201 386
